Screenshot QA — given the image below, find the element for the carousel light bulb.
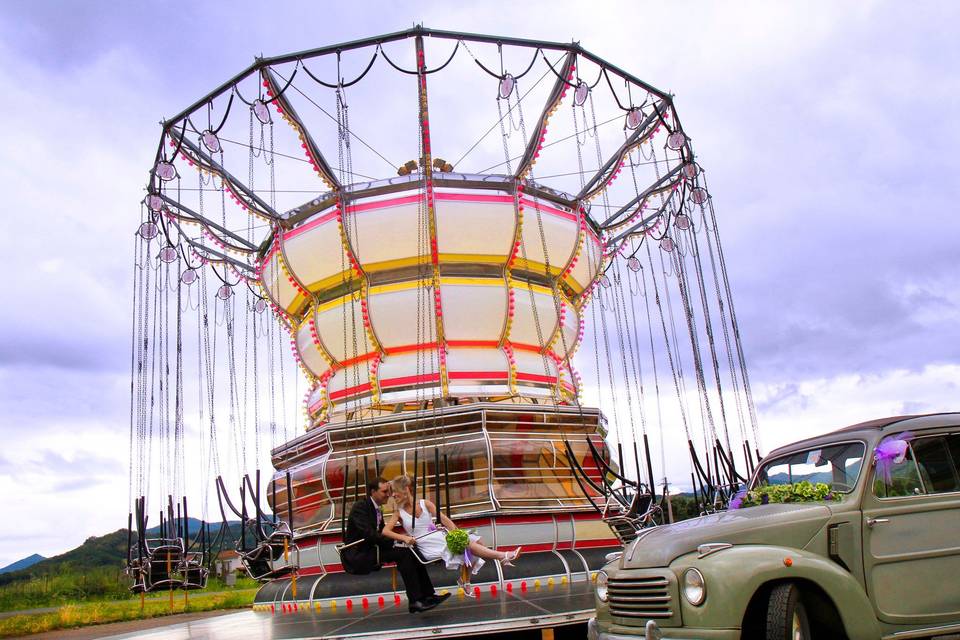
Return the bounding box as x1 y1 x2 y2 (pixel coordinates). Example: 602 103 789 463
201 130 222 153
180 269 198 285
217 284 234 300
626 108 643 130
155 161 177 181
627 257 642 272
666 131 687 151
660 237 675 253
574 81 589 106
674 213 691 230
690 187 709 205
138 221 159 240
252 99 271 125
159 246 178 263
499 74 515 100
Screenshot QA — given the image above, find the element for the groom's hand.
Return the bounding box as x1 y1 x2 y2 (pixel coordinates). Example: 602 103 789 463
403 535 417 546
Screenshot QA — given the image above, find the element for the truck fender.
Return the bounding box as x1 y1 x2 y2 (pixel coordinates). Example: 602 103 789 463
674 545 880 640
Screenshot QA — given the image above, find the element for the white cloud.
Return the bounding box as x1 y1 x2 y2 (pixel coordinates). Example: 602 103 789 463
1 0 958 566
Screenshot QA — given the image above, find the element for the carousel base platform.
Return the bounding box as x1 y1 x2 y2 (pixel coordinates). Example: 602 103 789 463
104 580 597 639
254 546 617 606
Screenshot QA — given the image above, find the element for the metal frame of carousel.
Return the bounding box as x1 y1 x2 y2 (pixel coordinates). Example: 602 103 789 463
126 26 761 637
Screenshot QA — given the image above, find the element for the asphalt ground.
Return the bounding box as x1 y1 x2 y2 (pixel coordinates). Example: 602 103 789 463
91 581 596 639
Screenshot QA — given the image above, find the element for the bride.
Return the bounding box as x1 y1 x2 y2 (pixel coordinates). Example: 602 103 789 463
382 474 520 589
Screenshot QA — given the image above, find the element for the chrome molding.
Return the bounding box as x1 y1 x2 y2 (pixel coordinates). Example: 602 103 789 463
696 542 733 559
884 622 960 639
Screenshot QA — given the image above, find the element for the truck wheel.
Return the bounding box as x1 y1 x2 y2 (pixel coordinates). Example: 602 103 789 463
765 583 811 640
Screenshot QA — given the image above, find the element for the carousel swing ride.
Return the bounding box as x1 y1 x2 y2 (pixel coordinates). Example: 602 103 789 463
127 26 761 628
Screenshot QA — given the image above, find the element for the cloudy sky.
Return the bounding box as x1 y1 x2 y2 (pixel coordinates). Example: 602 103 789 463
1 1 958 568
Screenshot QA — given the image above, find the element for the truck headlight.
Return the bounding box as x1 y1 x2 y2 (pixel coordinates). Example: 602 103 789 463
596 570 609 602
681 568 706 606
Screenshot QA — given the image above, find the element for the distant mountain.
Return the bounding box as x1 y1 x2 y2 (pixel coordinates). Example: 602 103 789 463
0 518 244 587
0 554 45 574
766 471 834 485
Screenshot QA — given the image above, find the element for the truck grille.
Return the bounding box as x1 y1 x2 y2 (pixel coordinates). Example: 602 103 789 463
608 573 677 626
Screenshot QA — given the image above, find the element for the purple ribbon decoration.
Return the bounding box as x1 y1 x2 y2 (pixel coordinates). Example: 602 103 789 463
729 488 747 510
874 432 913 484
463 546 473 569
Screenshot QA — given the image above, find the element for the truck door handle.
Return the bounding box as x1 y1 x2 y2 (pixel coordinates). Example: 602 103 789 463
866 517 889 527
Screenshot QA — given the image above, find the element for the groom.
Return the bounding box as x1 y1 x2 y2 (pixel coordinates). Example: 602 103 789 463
341 477 450 613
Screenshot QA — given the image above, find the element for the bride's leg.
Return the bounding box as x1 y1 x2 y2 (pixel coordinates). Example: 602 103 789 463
467 540 506 561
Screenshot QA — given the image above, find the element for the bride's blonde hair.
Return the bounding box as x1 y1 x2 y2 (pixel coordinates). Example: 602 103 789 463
391 474 414 497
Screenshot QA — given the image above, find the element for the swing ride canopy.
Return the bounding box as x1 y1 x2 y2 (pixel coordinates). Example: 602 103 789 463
132 29 765 583
143 27 717 429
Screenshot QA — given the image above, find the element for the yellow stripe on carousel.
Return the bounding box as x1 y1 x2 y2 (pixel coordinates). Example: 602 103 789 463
368 276 508 295
314 290 363 313
511 257 565 276
367 280 424 295
302 269 358 295
285 293 310 317
363 253 507 272
287 254 563 298
508 279 555 297
439 276 507 287
563 274 589 294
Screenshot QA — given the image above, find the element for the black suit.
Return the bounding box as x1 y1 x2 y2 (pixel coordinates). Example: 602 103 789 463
341 498 434 604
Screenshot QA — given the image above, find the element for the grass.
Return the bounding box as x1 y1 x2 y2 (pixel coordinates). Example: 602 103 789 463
0 568 136 611
0 569 258 612
0 587 258 637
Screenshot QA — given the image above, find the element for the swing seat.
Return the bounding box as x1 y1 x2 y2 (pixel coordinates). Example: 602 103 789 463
604 492 662 544
179 553 209 590
260 522 295 562
334 538 368 575
142 538 186 591
334 525 446 574
125 557 147 593
235 518 299 581
241 538 299 581
626 492 653 518
398 525 448 566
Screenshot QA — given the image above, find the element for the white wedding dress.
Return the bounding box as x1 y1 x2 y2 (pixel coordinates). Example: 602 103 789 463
398 499 484 575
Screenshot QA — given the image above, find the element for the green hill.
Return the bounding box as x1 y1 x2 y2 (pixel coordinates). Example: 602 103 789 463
0 519 244 588
0 530 128 589
0 520 249 610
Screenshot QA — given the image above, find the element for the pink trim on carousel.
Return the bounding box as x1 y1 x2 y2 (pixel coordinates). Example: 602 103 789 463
283 192 579 244
283 208 340 240
379 372 442 388
515 372 558 384
447 371 509 380
328 382 372 401
516 197 578 223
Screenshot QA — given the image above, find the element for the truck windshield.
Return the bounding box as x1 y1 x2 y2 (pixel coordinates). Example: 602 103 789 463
753 441 866 494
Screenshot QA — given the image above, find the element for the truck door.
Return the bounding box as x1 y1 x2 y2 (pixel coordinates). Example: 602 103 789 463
861 431 960 625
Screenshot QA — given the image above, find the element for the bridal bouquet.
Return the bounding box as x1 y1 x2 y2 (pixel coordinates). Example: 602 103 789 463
445 528 470 555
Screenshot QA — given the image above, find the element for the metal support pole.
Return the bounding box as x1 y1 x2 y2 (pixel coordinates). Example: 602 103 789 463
443 453 451 519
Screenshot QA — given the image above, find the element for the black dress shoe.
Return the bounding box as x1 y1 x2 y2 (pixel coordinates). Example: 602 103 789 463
427 592 451 605
408 599 438 614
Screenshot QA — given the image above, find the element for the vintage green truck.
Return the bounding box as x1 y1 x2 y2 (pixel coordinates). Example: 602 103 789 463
588 413 960 639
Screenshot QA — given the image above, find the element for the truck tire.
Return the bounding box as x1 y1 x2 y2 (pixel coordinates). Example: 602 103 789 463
765 583 811 640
